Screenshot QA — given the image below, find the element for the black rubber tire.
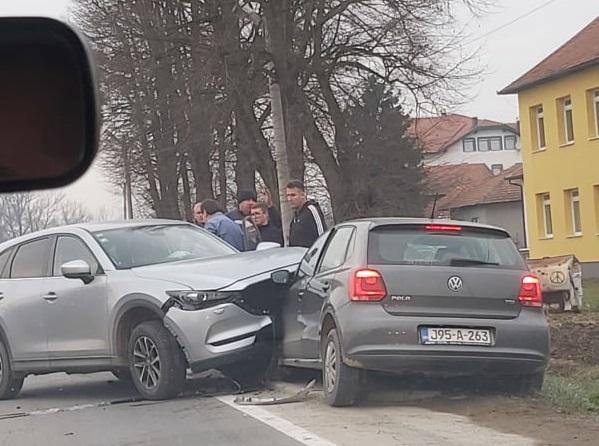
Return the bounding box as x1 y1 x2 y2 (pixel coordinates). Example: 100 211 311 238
128 320 186 400
0 340 24 400
506 372 544 396
321 328 360 407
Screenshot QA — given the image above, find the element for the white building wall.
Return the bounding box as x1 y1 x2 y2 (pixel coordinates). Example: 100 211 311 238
424 128 521 168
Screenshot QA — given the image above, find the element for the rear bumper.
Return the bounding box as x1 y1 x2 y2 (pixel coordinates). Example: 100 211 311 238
163 303 272 373
336 303 550 377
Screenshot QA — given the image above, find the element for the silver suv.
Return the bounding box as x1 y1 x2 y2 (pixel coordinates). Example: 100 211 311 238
0 220 304 400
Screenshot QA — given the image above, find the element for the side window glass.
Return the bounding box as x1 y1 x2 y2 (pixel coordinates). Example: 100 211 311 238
297 232 330 278
54 237 100 276
318 227 355 274
11 238 51 279
0 248 13 278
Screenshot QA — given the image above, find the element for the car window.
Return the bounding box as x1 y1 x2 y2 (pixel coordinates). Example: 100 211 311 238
0 248 13 278
54 236 100 276
10 238 51 279
368 226 525 270
93 224 236 269
318 227 355 274
297 232 330 278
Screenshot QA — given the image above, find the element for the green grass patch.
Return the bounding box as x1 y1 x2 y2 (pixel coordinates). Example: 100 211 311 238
583 279 599 312
544 367 599 414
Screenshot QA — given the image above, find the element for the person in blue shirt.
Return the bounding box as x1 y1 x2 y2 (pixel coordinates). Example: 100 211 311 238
200 199 245 251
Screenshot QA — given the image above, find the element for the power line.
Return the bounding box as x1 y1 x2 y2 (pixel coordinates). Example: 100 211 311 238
464 0 561 46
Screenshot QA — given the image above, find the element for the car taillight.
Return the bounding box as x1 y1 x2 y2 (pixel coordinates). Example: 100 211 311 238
350 268 387 301
518 275 543 307
424 224 462 232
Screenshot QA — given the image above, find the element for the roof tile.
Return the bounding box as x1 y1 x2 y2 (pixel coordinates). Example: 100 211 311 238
500 17 599 94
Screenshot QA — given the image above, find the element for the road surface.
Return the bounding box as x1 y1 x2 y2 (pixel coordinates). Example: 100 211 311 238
0 372 591 445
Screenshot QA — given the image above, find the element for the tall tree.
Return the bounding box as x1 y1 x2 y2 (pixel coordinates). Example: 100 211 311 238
341 78 425 219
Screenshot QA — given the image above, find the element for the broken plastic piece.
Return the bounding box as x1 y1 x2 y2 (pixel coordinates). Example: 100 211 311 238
234 379 316 406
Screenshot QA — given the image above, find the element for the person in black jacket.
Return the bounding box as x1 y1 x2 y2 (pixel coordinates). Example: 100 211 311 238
251 202 284 245
286 180 327 248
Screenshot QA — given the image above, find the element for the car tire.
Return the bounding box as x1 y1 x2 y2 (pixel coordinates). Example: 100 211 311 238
322 328 360 407
0 340 24 400
128 320 186 400
507 372 544 395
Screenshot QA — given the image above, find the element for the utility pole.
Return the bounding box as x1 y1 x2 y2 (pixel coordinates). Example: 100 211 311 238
237 1 293 242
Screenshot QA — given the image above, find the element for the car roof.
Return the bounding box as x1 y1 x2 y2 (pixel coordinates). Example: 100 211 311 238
0 219 191 250
341 217 509 235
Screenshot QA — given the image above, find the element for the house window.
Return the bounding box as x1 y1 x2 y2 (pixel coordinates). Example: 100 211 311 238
594 186 599 232
562 97 575 144
538 193 553 238
532 105 546 150
594 90 599 137
568 189 582 235
504 135 517 150
491 164 503 176
477 136 502 152
463 138 476 152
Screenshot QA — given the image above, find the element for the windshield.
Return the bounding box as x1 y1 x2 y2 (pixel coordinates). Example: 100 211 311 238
368 226 526 270
92 224 236 269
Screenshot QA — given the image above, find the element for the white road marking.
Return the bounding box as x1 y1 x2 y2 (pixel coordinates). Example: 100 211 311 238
216 395 337 446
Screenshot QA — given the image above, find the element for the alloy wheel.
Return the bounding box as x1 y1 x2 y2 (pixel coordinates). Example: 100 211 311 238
324 340 337 393
133 336 161 389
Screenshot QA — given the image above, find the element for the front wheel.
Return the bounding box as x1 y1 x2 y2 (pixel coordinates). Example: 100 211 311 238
0 340 24 400
322 328 360 406
128 320 186 400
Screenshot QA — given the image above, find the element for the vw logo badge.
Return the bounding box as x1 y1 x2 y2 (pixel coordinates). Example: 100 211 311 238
447 276 463 292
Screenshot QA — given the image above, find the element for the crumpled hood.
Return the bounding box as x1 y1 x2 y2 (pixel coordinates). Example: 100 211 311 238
131 247 306 290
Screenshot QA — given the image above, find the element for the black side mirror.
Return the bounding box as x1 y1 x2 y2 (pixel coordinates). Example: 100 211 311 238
271 270 291 285
0 17 98 192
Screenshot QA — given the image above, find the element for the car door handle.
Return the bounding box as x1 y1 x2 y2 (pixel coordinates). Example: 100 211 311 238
0 292 4 301
43 292 58 302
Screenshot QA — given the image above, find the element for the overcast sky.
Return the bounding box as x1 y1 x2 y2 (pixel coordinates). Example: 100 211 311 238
3 0 599 216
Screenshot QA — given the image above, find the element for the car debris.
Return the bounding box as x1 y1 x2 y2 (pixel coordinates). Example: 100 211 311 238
233 379 317 406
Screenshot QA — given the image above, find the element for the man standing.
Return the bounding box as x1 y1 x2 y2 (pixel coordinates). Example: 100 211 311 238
251 203 284 246
192 202 205 227
200 199 245 251
286 180 327 248
227 189 282 229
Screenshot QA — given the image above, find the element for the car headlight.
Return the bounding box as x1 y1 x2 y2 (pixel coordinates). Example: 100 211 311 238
165 290 241 311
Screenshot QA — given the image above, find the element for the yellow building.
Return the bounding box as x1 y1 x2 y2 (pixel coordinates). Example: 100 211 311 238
500 17 599 276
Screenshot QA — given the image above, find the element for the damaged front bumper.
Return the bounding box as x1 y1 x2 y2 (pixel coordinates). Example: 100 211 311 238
163 302 272 373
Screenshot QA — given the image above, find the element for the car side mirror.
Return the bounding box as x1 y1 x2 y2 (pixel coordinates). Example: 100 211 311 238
61 260 94 284
271 270 291 285
257 242 281 251
0 17 98 192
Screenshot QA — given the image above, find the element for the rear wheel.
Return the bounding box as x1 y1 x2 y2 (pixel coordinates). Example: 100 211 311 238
322 328 360 406
128 320 186 400
0 340 24 400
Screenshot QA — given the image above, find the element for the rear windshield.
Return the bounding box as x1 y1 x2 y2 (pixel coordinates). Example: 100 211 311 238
368 225 525 270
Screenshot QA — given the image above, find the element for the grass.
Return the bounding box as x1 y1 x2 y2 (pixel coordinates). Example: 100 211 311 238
541 279 599 415
583 279 599 312
543 367 599 414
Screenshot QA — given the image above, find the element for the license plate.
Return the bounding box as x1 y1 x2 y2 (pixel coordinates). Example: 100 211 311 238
420 327 492 345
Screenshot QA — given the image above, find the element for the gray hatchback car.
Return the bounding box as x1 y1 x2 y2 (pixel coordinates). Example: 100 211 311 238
272 218 550 406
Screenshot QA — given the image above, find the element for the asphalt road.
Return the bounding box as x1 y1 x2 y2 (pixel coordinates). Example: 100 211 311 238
0 372 546 446
0 373 302 446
